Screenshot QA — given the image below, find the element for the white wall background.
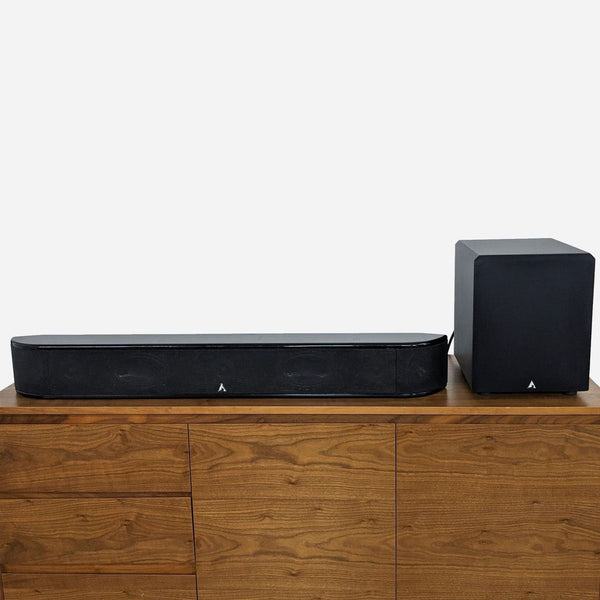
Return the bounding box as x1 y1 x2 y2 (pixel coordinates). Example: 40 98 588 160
1 1 599 387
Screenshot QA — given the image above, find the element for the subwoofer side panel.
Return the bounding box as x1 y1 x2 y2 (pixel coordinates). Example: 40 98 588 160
454 241 477 389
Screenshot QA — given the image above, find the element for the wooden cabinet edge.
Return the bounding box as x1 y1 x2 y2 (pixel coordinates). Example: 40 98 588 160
6 414 600 425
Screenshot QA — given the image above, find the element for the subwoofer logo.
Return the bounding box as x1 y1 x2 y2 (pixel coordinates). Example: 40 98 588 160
218 383 227 392
527 380 536 390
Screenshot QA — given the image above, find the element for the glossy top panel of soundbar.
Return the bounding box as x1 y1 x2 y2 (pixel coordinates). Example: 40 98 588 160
12 333 446 348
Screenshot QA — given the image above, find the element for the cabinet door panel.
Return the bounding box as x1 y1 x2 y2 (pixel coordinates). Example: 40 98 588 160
396 425 600 599
0 425 190 494
191 424 395 600
2 575 197 600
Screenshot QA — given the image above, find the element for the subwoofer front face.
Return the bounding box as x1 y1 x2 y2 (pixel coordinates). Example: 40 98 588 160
474 254 594 393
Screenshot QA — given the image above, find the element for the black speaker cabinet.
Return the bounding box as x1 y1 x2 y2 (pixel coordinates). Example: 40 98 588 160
455 238 595 394
11 333 448 398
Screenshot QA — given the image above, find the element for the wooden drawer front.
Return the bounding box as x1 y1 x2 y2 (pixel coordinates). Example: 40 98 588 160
396 425 600 600
0 498 195 574
190 424 395 500
0 425 190 494
195 498 395 600
191 424 395 600
2 575 197 600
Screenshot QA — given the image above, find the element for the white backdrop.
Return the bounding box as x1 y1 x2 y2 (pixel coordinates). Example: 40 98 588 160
1 1 599 387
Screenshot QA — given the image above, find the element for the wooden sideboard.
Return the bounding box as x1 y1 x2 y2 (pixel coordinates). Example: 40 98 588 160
2 356 600 599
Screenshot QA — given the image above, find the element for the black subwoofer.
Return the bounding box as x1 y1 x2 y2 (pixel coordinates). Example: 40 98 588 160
454 238 595 394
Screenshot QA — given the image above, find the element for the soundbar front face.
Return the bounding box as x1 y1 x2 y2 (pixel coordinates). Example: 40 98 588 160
11 333 448 399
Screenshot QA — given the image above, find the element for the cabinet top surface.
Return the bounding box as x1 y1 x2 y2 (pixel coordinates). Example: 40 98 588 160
0 357 599 419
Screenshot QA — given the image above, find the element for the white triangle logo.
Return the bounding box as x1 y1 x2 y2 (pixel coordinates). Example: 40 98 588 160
527 380 536 390
218 383 226 392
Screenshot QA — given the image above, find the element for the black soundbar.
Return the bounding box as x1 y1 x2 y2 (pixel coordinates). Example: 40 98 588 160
11 333 448 399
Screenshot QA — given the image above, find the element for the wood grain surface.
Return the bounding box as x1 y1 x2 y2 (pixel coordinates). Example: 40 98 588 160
195 499 394 599
0 425 190 494
190 424 395 500
397 424 600 482
195 498 394 563
195 559 392 600
0 498 195 574
396 425 600 598
191 424 395 599
395 568 600 600
1 357 600 424
2 575 197 600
